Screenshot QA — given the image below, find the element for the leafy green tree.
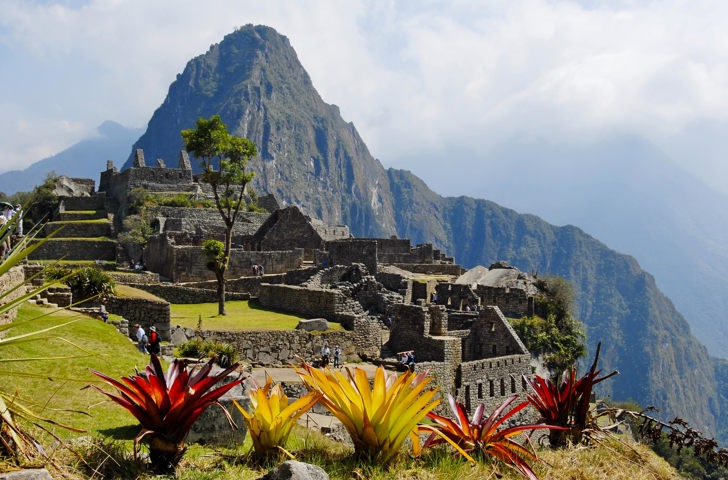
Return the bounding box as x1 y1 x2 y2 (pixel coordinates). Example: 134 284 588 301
16 173 59 230
182 115 256 315
45 265 115 303
511 276 586 378
203 238 227 310
118 213 155 264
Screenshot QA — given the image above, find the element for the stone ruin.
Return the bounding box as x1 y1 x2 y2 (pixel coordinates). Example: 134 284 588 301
37 150 549 416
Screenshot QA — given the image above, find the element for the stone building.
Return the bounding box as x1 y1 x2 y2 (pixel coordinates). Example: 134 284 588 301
387 303 532 413
32 152 543 416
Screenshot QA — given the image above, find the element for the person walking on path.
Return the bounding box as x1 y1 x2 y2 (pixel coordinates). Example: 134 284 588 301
133 324 147 353
321 344 330 367
333 345 341 368
146 326 161 355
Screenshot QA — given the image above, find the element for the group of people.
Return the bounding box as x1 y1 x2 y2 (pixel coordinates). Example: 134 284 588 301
0 203 22 260
399 351 416 371
252 263 265 276
133 323 161 355
321 344 341 368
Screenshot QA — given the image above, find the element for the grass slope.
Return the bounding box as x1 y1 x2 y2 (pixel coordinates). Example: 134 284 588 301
0 303 151 439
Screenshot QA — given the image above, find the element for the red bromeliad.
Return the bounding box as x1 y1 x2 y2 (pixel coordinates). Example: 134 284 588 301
524 341 618 447
90 354 242 473
419 394 561 480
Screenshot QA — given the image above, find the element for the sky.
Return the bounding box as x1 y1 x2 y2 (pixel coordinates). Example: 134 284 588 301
2 0 728 196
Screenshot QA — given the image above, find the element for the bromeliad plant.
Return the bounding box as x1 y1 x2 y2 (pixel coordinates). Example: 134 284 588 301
90 354 242 474
233 373 320 459
419 394 560 480
524 341 618 447
295 362 440 463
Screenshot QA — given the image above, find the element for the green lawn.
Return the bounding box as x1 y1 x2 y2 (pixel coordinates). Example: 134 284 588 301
0 304 152 440
170 299 345 331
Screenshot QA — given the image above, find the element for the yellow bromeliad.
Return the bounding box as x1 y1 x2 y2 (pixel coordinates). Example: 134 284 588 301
234 373 320 458
295 363 440 463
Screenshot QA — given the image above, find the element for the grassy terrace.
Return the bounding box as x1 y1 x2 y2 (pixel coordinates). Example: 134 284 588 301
170 299 346 332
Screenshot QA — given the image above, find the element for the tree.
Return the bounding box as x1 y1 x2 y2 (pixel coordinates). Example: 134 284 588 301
512 276 586 378
181 115 256 315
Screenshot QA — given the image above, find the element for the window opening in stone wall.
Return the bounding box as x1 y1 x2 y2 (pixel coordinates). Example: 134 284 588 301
465 385 471 412
511 376 516 393
478 383 483 399
500 378 505 396
489 379 494 397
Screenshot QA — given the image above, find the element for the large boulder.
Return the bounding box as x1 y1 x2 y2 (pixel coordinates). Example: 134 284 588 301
187 370 248 446
295 318 329 332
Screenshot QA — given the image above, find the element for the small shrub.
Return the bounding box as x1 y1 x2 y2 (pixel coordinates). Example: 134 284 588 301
46 265 115 303
209 342 238 368
174 339 208 358
174 339 238 368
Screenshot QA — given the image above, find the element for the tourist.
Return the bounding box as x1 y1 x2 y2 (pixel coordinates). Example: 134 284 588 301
133 324 148 353
13 204 22 237
400 351 409 367
252 264 259 276
2 204 14 222
98 299 109 322
406 351 415 372
321 344 330 367
147 326 161 355
333 345 341 368
0 216 8 260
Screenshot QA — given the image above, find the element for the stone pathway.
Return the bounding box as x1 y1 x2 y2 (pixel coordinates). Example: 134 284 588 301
249 362 381 386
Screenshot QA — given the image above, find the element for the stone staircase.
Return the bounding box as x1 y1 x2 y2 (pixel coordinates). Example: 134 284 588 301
22 264 72 308
28 193 117 263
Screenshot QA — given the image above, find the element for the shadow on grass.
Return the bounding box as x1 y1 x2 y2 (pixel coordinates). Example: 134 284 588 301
98 423 139 440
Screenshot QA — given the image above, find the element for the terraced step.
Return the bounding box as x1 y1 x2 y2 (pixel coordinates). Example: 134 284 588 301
57 210 108 221
43 219 111 238
28 238 117 262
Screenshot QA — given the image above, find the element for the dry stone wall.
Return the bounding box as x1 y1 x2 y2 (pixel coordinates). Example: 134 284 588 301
145 237 303 282
171 324 380 366
0 266 25 327
257 284 344 322
457 354 532 413
107 296 171 341
475 285 534 318
328 239 378 274
29 239 117 261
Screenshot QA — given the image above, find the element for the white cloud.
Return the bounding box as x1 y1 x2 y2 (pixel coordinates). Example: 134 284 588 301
1 0 728 192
